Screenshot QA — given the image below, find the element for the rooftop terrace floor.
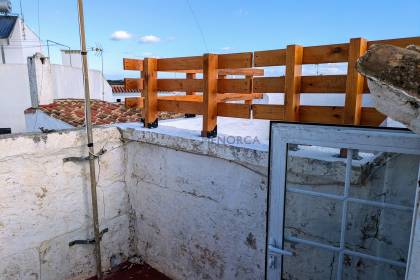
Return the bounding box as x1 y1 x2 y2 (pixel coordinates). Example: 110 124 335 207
87 262 171 280
118 116 271 146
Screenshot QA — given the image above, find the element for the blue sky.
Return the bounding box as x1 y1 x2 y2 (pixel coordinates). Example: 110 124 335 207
11 0 420 79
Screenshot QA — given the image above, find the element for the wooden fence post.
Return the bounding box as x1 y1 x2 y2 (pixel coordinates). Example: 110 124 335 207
341 37 367 157
186 73 196 95
202 53 218 138
284 45 303 121
143 57 158 128
185 73 197 118
343 37 367 125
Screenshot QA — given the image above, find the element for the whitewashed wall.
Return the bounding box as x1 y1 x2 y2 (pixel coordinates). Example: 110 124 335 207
0 62 113 133
1 18 42 64
123 128 269 280
25 110 73 133
0 126 419 279
0 64 31 132
0 127 133 280
50 64 113 102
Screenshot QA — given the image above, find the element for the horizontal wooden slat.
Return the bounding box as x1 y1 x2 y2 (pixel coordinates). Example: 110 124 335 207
156 93 262 103
158 95 202 102
125 97 144 109
157 56 202 71
155 78 257 93
253 77 285 93
217 103 251 118
123 58 143 71
302 43 349 64
218 52 253 69
218 79 252 93
218 68 264 76
299 106 386 125
157 79 203 92
301 75 347 93
252 104 285 120
158 99 203 114
300 106 343 124
124 78 144 91
155 68 264 75
217 93 263 102
360 108 386 126
254 49 286 67
368 36 420 48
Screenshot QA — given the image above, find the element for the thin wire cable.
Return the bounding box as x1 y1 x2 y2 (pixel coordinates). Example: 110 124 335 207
19 0 24 20
37 0 41 42
185 0 209 52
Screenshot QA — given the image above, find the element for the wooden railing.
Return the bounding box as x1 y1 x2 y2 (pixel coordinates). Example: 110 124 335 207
123 36 420 137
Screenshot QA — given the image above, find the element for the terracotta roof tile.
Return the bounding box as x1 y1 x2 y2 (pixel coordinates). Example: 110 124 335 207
112 85 139 94
25 99 143 127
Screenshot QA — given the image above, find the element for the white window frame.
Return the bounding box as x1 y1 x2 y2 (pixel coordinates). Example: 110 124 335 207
267 123 420 280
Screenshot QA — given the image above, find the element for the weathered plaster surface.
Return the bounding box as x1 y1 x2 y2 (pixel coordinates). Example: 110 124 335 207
0 127 133 280
1 125 420 280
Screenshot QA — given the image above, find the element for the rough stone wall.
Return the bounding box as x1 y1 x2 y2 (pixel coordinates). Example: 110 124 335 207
0 127 134 280
123 128 269 280
1 126 419 280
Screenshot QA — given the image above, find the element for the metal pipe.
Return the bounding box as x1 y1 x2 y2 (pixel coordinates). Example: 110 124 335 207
46 40 72 65
76 0 103 279
337 149 353 280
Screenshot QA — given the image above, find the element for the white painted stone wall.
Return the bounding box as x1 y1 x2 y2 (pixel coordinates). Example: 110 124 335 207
0 62 113 133
0 63 31 132
0 18 42 64
0 127 133 280
1 125 419 280
25 110 73 133
122 127 269 280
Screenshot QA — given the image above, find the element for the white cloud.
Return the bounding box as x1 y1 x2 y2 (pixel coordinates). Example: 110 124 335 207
302 63 348 75
139 35 161 44
221 46 234 51
142 52 153 57
110 30 132 41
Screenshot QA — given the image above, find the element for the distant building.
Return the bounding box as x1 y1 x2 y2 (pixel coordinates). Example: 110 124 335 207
61 49 83 68
111 85 140 103
0 15 42 64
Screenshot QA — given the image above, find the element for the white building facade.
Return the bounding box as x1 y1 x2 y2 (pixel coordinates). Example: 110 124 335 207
0 15 42 64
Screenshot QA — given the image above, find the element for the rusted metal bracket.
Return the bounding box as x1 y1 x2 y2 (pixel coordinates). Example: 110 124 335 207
63 148 107 163
69 228 109 247
141 118 158 129
205 126 218 138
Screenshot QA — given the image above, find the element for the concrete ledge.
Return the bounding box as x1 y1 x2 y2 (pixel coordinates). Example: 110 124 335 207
119 125 269 170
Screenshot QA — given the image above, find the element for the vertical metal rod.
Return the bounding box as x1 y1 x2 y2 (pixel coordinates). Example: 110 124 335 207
337 149 353 280
47 40 50 59
76 0 103 279
405 164 420 279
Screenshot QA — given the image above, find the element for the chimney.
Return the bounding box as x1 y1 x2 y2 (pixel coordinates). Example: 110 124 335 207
27 53 54 107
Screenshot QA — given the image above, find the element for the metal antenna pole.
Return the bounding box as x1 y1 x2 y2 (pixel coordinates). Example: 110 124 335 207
76 0 103 279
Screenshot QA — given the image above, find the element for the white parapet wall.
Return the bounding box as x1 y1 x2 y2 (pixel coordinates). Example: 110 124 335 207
1 125 420 279
0 58 113 133
0 127 133 280
122 127 269 280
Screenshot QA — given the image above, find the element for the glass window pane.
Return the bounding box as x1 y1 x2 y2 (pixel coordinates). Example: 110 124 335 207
287 144 346 196
349 152 419 208
282 241 339 280
342 254 406 280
